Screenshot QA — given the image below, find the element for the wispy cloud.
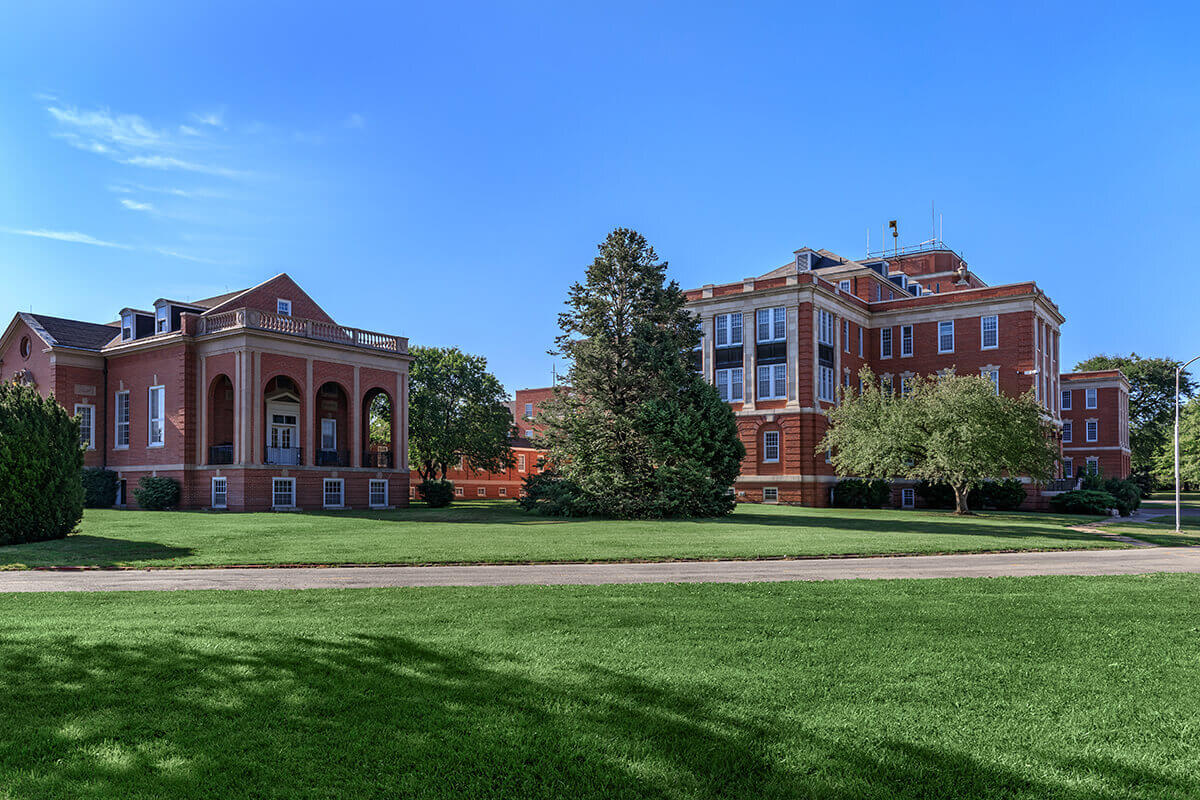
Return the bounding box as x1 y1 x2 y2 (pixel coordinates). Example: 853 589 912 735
120 155 249 179
154 248 233 265
108 183 227 200
47 105 170 151
3 228 132 249
344 113 366 129
179 125 202 136
189 110 225 128
120 198 154 212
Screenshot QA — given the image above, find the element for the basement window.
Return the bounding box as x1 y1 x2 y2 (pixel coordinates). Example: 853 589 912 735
902 488 915 508
762 487 779 503
211 477 227 509
369 480 389 508
323 479 344 509
272 478 296 508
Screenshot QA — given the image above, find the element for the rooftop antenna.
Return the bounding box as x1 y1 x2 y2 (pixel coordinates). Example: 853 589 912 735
931 201 936 243
866 227 870 255
551 363 557 386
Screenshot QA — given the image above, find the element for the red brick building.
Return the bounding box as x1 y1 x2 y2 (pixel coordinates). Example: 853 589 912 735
684 243 1073 508
433 386 557 499
1060 370 1131 481
0 273 411 511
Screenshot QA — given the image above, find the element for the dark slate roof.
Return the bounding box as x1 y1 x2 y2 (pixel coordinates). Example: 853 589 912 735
509 436 540 450
24 313 119 351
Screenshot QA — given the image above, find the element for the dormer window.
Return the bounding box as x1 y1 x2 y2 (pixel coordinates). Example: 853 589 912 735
277 299 292 316
796 251 812 271
121 313 134 341
155 305 169 334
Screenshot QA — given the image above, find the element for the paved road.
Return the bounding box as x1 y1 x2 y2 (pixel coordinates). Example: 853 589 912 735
1 547 1199 592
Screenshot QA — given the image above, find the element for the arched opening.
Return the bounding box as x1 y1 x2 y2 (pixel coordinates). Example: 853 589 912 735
315 381 350 466
362 388 394 468
264 375 303 465
208 374 235 464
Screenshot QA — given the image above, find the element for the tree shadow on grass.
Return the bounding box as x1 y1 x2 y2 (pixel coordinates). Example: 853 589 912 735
0 628 1186 798
0 536 194 567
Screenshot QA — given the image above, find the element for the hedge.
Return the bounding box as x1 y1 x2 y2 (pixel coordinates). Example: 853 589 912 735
1049 490 1119 515
133 476 180 511
81 468 119 508
418 479 455 508
832 479 891 509
0 382 84 544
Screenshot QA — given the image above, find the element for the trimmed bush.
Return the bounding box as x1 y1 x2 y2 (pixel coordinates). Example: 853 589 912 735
81 468 119 508
518 471 593 517
976 479 1027 511
0 381 84 544
832 479 891 509
418 479 455 508
1102 477 1142 517
1049 489 1118 515
1129 471 1157 499
133 476 180 511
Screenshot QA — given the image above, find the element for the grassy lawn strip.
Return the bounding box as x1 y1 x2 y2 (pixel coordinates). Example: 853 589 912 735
0 502 1121 569
1 576 1198 798
1106 515 1200 546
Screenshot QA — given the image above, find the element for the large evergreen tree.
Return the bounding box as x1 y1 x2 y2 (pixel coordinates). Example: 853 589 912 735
526 228 744 518
1073 353 1195 473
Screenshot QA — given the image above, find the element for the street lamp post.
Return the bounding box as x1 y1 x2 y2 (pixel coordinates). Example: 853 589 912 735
1175 355 1200 533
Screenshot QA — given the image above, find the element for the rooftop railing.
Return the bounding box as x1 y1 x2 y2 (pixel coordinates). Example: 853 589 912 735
197 308 407 354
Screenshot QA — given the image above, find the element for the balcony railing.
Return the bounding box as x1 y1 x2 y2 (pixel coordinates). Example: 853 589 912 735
362 451 393 469
1042 478 1081 493
208 444 234 465
316 449 351 467
197 308 407 354
266 447 303 466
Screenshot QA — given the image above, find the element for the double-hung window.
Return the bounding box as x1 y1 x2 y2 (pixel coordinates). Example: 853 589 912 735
981 315 998 349
121 313 134 341
524 403 533 418
843 320 849 353
518 453 527 472
1086 420 1098 442
858 328 863 357
900 376 911 396
155 305 169 334
763 487 778 502
983 369 1000 395
75 404 95 450
323 479 344 508
716 367 744 403
1063 458 1073 479
756 307 785 343
838 279 852 293
938 320 955 353
1086 457 1099 476
715 312 742 347
880 328 893 358
901 488 915 508
817 309 836 403
272 478 296 508
211 477 227 509
320 418 337 451
369 479 389 508
115 391 130 448
1061 389 1072 410
148 386 165 447
1062 421 1072 442
757 364 787 400
900 325 913 357
762 430 780 463
1085 388 1097 409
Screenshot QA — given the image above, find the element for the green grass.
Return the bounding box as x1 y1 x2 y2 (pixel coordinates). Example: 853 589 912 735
1 576 1198 798
0 502 1122 569
1105 514 1200 546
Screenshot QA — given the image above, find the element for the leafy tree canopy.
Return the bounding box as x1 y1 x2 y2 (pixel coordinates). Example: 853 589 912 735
407 346 514 482
1074 353 1195 472
1152 397 1200 489
818 369 1056 514
530 228 744 518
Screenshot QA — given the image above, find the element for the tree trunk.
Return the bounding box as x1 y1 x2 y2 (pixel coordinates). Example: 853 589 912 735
952 484 974 515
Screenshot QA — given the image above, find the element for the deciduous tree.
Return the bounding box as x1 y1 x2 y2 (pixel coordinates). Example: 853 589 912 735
819 369 1056 514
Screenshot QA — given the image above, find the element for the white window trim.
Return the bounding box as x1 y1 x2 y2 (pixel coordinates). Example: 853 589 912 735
838 279 851 293
114 390 130 450
901 487 915 508
818 364 836 403
74 403 95 450
981 315 999 350
1086 457 1099 476
499 487 508 497
454 485 465 496
763 487 779 503
1085 388 1097 409
756 306 786 344
147 385 165 448
1062 421 1073 442
211 476 228 509
272 477 297 509
937 320 955 354
757 363 787 401
1061 389 1072 410
762 430 780 463
368 479 389 509
524 403 533 418
121 313 134 341
981 368 1000 395
1063 458 1073 479
320 418 338 451
880 328 892 359
816 309 835 347
842 319 850 353
716 367 744 403
900 325 913 357
323 478 345 509
1086 419 1099 443
276 299 292 316
155 306 169 334
518 453 527 472
715 312 743 347
858 328 863 358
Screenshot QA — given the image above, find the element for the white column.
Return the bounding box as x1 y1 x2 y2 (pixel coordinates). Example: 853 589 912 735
786 305 799 408
743 310 756 410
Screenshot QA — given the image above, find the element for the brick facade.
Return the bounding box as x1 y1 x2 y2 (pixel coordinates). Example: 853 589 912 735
1060 370 1132 480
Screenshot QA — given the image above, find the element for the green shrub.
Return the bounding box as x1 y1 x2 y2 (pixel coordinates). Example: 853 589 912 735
832 479 891 508
976 479 1027 511
1079 471 1105 491
1102 478 1142 517
133 476 180 511
1049 489 1118 515
418 479 455 508
81 468 119 508
1129 471 1157 499
0 381 84 544
518 471 594 517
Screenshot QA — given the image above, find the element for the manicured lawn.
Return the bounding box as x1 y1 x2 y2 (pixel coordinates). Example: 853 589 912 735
0 502 1122 569
1 576 1198 798
1106 515 1200 546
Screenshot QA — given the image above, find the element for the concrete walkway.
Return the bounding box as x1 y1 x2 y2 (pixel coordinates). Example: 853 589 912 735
2 547 1200 592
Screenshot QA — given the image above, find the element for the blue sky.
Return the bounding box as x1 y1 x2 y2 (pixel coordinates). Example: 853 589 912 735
1 1 1197 392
